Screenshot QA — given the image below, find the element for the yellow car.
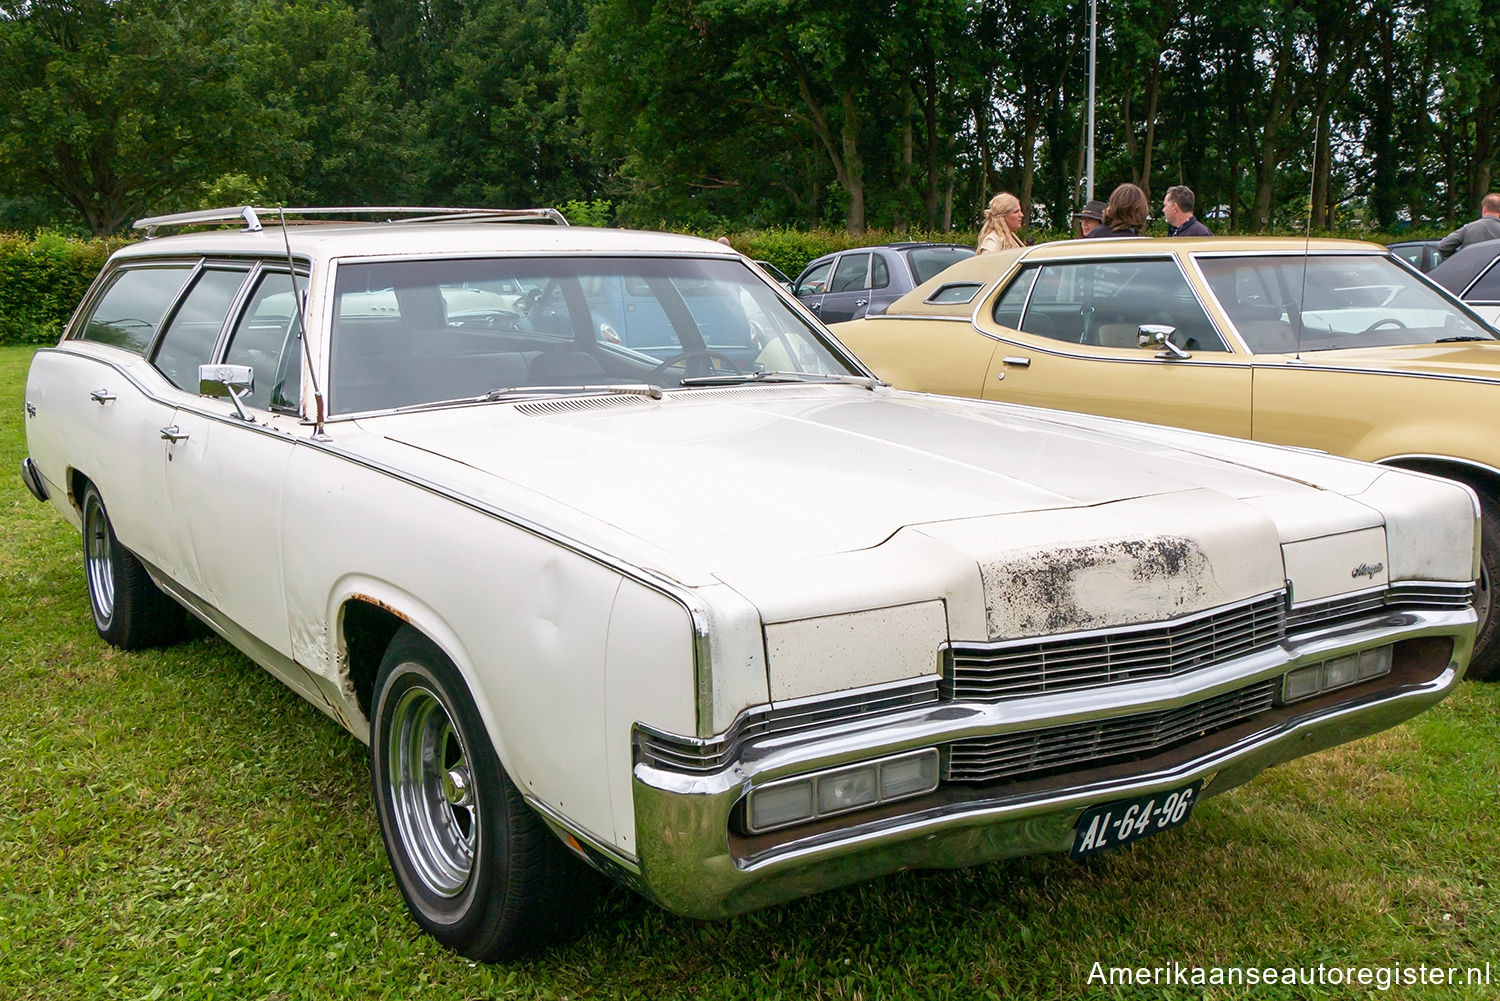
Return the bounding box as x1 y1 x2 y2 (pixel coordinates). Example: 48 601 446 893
832 236 1500 677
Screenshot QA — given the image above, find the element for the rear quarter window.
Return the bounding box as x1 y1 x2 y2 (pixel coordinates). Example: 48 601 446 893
77 265 195 353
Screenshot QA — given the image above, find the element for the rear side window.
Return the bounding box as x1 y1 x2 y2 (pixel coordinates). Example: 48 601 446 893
151 268 248 389
78 266 194 353
908 247 976 284
1467 259 1500 303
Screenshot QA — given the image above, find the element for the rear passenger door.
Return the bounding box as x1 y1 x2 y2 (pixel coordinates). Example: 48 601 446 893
28 263 197 582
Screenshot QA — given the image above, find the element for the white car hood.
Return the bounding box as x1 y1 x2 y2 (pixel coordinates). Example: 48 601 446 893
349 386 1375 592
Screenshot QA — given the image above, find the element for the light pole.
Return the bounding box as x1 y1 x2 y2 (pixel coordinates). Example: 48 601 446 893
1086 0 1096 203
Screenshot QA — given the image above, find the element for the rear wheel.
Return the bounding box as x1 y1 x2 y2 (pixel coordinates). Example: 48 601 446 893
1465 495 1500 680
369 627 598 961
80 483 183 649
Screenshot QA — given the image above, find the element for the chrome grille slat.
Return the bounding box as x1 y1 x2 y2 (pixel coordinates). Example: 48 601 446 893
1285 583 1475 632
945 593 1287 701
636 679 939 774
944 681 1278 783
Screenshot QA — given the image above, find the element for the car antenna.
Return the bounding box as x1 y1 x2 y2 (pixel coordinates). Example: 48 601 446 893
277 207 329 440
1294 119 1318 362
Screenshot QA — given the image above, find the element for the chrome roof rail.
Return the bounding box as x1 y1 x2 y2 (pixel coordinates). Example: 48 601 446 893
132 205 569 237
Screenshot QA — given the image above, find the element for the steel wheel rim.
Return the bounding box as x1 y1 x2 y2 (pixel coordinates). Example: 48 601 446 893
83 494 115 623
387 678 478 898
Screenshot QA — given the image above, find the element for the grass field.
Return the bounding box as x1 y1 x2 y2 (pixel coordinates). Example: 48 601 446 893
1 342 1496 1000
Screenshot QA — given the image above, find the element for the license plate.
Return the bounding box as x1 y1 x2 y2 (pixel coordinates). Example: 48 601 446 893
1070 781 1202 858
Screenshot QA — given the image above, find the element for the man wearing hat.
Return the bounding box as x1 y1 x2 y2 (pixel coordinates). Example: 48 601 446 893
1072 200 1106 238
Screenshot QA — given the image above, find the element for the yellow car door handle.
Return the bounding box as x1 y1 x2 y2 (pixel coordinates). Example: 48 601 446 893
1001 356 1031 368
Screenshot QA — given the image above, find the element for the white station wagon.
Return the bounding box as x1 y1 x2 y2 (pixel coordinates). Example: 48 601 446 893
20 207 1481 960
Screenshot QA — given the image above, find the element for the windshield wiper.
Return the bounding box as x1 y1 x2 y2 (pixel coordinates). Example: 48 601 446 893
678 370 882 390
1434 335 1494 343
481 383 665 402
391 384 664 413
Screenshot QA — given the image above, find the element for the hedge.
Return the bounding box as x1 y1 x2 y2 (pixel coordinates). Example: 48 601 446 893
0 232 118 346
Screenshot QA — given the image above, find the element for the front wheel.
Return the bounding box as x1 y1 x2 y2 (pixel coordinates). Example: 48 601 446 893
80 483 183 649
369 627 598 961
1465 495 1500 680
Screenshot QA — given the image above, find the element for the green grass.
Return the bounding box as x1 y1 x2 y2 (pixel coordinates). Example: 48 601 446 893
1 343 1496 1000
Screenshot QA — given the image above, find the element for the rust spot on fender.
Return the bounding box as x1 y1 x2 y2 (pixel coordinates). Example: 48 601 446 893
350 593 413 623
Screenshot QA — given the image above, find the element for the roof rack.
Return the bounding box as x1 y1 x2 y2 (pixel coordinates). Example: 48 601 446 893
132 205 570 238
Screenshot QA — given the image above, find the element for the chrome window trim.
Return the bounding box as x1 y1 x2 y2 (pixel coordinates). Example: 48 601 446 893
968 253 1241 360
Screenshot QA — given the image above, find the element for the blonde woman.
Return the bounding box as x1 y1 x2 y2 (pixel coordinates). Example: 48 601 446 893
976 193 1025 254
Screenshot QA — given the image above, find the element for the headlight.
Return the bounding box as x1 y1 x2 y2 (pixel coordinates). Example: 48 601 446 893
745 748 940 834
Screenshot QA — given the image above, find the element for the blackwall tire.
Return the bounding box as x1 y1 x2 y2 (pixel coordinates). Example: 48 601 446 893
80 483 184 650
1464 494 1500 681
369 626 599 961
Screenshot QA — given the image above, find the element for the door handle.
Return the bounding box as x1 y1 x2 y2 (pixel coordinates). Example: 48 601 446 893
1001 356 1031 368
855 299 868 307
89 388 116 404
159 425 190 443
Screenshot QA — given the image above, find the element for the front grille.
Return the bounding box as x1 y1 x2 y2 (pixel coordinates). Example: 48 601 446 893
636 678 940 774
943 592 1286 702
1285 581 1475 633
944 680 1278 783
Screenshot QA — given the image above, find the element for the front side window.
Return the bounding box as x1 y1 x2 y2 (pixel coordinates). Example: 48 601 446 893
222 271 304 412
1197 254 1496 352
795 260 833 296
151 268 248 389
77 266 195 353
995 258 1226 351
329 256 860 414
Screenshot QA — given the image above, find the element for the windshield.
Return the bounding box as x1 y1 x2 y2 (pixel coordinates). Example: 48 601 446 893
328 256 860 413
1197 254 1496 353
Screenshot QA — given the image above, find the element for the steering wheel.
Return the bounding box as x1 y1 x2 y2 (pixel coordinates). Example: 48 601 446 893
648 349 743 380
1360 317 1407 334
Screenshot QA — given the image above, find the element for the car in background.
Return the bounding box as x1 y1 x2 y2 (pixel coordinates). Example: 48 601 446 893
1429 237 1500 323
1387 238 1443 273
21 212 1478 961
830 236 1500 677
793 242 975 323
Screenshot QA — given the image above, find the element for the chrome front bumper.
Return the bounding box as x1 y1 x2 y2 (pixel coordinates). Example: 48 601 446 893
20 457 49 503
624 607 1473 919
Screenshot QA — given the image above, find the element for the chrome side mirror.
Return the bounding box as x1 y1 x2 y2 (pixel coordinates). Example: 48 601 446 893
199 364 255 420
1138 324 1191 360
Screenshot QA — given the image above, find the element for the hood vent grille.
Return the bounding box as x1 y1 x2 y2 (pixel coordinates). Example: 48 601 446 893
513 395 653 417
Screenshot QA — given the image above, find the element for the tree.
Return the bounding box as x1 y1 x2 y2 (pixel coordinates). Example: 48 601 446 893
235 0 421 207
423 0 605 210
0 0 244 235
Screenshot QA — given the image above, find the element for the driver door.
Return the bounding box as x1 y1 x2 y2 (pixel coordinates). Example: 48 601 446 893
977 258 1253 438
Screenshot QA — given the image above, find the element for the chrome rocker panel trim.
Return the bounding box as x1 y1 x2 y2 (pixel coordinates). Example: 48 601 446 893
628 606 1473 919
